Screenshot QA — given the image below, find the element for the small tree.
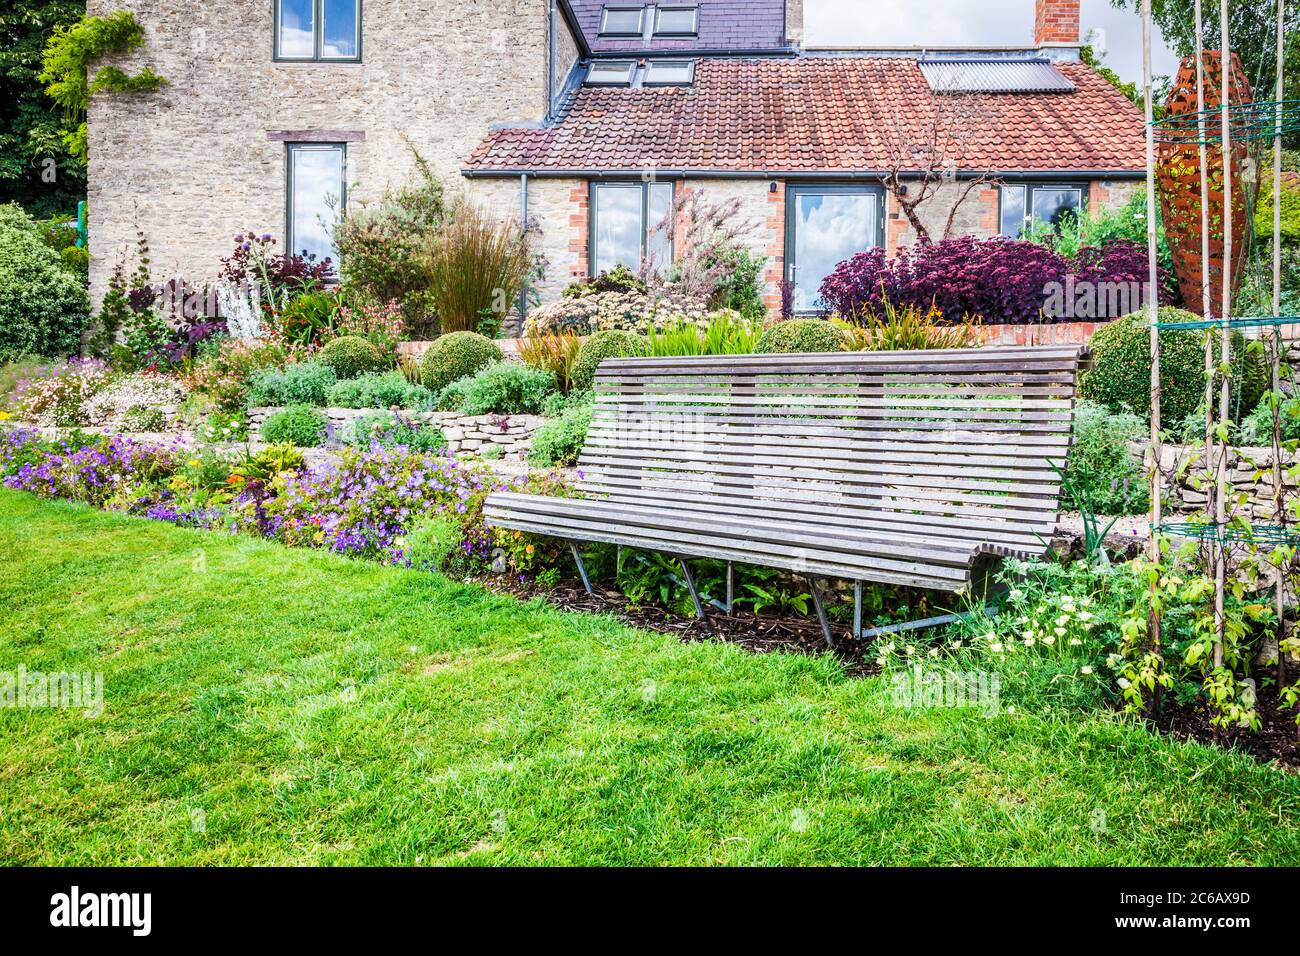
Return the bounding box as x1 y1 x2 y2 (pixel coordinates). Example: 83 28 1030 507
878 88 1000 245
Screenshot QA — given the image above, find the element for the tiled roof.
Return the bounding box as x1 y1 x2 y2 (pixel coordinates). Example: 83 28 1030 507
466 57 1146 174
566 0 787 53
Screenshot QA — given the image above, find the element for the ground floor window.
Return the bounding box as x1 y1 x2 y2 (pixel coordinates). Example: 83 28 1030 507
785 183 883 314
589 180 675 276
999 183 1088 238
286 143 346 265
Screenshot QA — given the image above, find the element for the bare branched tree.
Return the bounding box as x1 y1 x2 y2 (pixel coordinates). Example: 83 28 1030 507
879 87 1002 245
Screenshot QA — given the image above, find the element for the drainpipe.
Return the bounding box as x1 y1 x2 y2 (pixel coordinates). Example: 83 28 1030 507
518 173 530 336
547 0 556 121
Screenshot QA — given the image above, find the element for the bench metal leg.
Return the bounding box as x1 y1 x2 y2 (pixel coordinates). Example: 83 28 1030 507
569 543 593 595
853 582 862 640
725 561 734 616
807 577 834 649
678 557 706 620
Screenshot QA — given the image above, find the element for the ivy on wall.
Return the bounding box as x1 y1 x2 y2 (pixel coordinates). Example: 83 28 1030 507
39 10 166 166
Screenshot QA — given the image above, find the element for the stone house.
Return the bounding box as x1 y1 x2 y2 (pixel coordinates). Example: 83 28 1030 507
88 0 1145 317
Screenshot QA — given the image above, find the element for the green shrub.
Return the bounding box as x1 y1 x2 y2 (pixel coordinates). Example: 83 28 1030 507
317 335 387 380
438 362 557 415
349 411 446 453
419 331 502 392
1255 172 1300 246
1063 401 1149 516
261 404 327 447
334 156 446 339
325 371 432 410
571 330 649 391
1081 308 1267 424
527 398 594 467
0 203 90 362
247 362 337 407
1239 395 1300 445
754 319 848 355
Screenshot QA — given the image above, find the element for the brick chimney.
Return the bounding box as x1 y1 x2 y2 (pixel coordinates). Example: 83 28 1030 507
1034 0 1080 46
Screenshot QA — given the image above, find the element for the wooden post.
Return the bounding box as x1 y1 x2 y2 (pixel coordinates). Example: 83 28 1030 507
1274 0 1288 686
1195 0 1218 635
1212 0 1233 670
1143 0 1164 690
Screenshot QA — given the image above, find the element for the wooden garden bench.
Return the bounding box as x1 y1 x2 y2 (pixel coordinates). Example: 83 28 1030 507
484 345 1092 645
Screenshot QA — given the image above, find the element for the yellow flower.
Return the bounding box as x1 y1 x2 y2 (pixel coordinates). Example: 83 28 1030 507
0 411 11 421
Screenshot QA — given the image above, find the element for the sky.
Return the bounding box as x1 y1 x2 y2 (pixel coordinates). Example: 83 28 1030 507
804 0 1182 84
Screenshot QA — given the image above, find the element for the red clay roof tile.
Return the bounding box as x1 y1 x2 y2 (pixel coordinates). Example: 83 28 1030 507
466 57 1146 174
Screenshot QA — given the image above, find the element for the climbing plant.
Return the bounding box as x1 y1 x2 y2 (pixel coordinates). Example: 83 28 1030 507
39 10 167 166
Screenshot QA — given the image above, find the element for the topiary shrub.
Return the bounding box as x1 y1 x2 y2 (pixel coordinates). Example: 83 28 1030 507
261 404 327 447
419 331 503 392
0 204 90 362
437 362 557 415
1081 308 1267 424
754 319 848 355
247 361 337 407
317 335 387 379
570 330 649 391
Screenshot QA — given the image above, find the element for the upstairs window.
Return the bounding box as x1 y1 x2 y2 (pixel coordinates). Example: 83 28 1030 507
654 5 699 37
586 61 637 86
644 60 695 86
599 5 647 37
287 143 346 264
276 0 361 62
999 183 1087 238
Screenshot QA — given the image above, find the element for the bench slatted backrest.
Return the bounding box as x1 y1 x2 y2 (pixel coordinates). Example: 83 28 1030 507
581 346 1090 557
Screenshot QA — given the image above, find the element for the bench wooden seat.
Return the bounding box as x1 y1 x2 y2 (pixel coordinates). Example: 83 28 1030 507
484 345 1091 643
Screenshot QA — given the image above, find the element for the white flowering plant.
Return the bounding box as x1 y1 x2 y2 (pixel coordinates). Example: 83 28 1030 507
874 558 1138 713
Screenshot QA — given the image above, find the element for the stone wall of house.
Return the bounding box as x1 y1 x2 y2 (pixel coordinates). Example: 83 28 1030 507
681 177 779 306
248 406 544 457
86 0 552 306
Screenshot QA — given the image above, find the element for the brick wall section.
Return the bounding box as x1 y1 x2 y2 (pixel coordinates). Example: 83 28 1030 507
86 0 550 305
1034 0 1080 44
764 181 786 313
567 181 590 283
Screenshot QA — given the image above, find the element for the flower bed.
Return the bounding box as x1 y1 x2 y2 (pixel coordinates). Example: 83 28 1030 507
0 426 575 577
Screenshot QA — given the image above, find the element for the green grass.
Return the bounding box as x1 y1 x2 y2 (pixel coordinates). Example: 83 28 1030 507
1 490 1298 866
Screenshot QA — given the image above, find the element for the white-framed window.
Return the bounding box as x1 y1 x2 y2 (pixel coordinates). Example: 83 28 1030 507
644 59 695 86
598 4 647 37
999 183 1088 238
654 4 699 36
586 60 637 86
590 180 675 275
275 0 361 62
286 143 346 264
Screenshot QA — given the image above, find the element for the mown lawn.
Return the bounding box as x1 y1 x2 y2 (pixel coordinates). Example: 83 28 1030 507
1 490 1297 866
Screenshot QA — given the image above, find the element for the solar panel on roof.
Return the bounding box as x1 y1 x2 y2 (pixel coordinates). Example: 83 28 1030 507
919 59 1076 94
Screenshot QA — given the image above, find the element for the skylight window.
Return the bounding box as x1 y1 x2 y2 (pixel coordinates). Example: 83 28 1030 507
654 4 699 36
599 5 646 37
586 60 637 86
644 60 695 86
